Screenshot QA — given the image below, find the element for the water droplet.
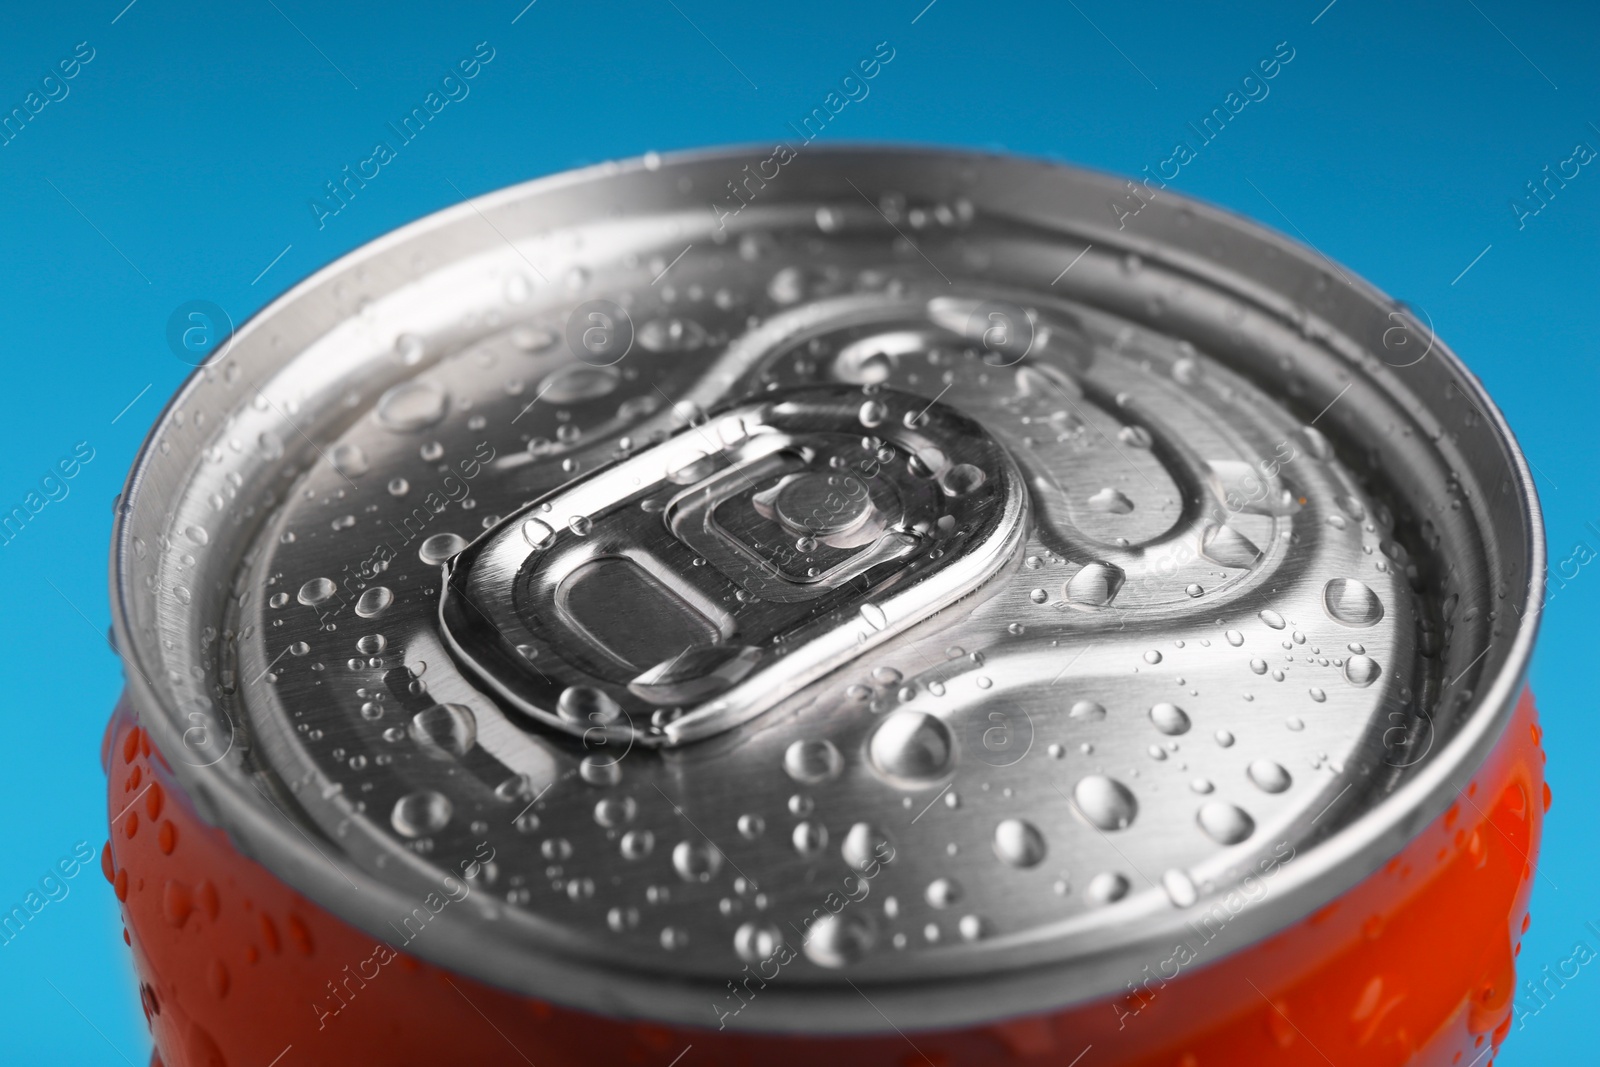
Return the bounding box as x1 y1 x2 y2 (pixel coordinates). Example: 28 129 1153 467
557 686 623 726
925 877 962 908
941 463 986 496
737 813 765 839
408 703 476 758
1202 525 1262 569
1309 687 1327 702
1073 775 1138 830
330 442 369 477
1248 760 1292 793
1149 703 1191 735
734 922 785 964
376 380 449 432
1249 658 1268 675
992 819 1046 868
355 586 394 618
958 915 986 941
620 829 654 859
1087 487 1134 514
1118 425 1153 448
418 532 467 564
1065 562 1125 607
1259 609 1286 630
859 602 889 631
540 364 619 403
1344 655 1381 687
672 840 723 883
594 796 636 827
1336 495 1366 520
792 821 829 857
1323 578 1384 627
297 577 336 606
391 790 451 837
1143 650 1163 664
1162 868 1199 908
868 712 954 780
841 823 893 872
1069 700 1106 722
1086 871 1130 905
393 333 425 365
1197 801 1255 844
579 754 622 786
783 739 843 784
803 911 875 967
638 317 708 353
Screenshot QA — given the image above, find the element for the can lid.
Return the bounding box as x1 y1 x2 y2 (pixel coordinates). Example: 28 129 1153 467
113 146 1542 1032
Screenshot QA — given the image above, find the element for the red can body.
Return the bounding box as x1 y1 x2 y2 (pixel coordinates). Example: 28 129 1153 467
105 691 1546 1067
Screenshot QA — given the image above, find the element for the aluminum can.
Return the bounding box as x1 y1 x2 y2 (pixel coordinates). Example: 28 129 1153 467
104 145 1547 1067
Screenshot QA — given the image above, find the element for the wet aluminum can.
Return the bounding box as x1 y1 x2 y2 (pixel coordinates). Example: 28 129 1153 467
104 146 1547 1067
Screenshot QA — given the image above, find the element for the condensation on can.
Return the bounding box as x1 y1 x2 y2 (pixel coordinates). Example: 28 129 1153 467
106 146 1545 1066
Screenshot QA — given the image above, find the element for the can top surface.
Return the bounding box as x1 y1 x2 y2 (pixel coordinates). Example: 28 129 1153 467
112 145 1543 1032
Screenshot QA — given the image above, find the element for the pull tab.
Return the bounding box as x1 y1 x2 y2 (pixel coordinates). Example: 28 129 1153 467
439 386 1026 746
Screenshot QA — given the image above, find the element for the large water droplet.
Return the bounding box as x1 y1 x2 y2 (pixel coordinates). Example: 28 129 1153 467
992 819 1047 868
1073 775 1138 831
1087 487 1134 514
539 364 619 403
1344 655 1381 687
418 532 467 564
868 712 954 780
1086 871 1130 905
408 703 476 758
672 840 722 883
557 686 623 726
594 796 636 827
1149 702 1191 735
1069 700 1107 721
329 443 369 477
1065 562 1124 607
1202 524 1262 569
297 577 336 606
638 317 708 353
579 754 622 786
792 821 829 857
1197 801 1255 844
1259 609 1287 630
1162 868 1199 908
376 380 449 432
1248 760 1292 793
354 586 394 618
803 911 875 967
1323 578 1384 627
925 877 962 908
783 739 843 784
620 829 654 859
734 922 785 964
391 790 452 837
841 822 893 872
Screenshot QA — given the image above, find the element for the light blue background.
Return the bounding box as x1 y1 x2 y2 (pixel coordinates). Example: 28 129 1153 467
1 1 1594 1062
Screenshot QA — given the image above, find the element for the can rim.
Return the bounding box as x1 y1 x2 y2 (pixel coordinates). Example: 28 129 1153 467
110 142 1545 1033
